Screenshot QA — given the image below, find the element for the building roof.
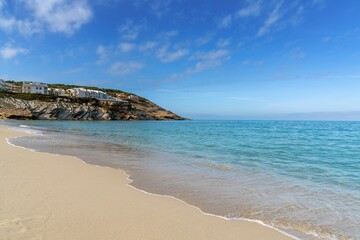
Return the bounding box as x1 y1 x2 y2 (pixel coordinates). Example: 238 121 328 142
23 81 48 87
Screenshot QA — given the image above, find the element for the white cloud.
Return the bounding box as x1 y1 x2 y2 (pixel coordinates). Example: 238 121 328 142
195 33 213 46
163 48 231 82
191 49 230 61
0 44 28 59
165 59 225 82
16 19 42 35
0 17 16 32
149 0 172 18
237 1 261 18
289 48 306 59
0 13 41 36
118 42 135 53
289 4 305 26
257 2 283 36
107 61 144 76
186 60 222 74
0 0 92 35
96 45 108 65
156 46 188 63
186 49 230 74
216 38 231 48
157 30 178 40
218 15 232 29
218 1 261 29
138 41 157 52
118 20 142 40
27 0 92 34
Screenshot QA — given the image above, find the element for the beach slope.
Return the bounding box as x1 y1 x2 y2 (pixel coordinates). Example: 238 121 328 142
0 125 292 240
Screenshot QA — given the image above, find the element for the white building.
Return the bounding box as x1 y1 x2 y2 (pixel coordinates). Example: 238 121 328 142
67 88 88 98
22 82 48 94
88 90 110 100
48 88 67 96
67 88 111 100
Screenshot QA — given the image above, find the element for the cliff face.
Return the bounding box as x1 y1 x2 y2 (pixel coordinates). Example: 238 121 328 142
0 96 185 120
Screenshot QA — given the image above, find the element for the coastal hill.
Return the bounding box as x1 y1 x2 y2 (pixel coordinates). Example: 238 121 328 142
0 83 185 120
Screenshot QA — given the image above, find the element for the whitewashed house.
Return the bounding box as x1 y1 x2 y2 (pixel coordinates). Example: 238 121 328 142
67 88 111 100
67 88 88 98
48 88 67 96
88 90 110 100
22 82 48 94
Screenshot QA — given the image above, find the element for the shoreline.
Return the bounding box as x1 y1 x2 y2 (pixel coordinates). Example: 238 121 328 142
0 124 295 240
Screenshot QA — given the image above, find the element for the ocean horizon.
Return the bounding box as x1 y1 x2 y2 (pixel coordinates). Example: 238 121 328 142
4 120 360 240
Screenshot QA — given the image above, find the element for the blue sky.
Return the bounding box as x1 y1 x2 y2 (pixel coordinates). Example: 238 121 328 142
1 0 360 120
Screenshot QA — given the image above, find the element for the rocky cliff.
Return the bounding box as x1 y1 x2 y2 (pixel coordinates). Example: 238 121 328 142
0 94 185 121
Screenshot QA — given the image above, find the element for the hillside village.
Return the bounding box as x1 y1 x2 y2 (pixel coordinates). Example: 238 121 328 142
0 78 185 121
0 79 140 102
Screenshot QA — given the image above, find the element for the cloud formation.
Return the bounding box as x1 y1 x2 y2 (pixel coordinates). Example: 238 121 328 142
0 44 28 59
216 38 231 48
218 15 232 29
0 0 92 35
138 41 157 52
257 1 282 36
156 46 189 63
218 1 262 29
237 1 261 18
118 42 136 53
191 49 230 61
107 61 144 76
188 49 230 73
118 20 142 40
96 45 108 65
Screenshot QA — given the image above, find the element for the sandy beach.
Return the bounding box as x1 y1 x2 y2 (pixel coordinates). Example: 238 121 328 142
0 124 293 240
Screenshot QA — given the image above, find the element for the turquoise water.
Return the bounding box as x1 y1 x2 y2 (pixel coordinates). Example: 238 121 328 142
6 120 360 240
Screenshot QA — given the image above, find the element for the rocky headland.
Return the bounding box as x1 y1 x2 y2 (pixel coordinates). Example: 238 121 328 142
0 91 185 121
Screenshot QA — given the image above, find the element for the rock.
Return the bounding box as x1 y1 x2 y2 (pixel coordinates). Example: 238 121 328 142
0 96 186 121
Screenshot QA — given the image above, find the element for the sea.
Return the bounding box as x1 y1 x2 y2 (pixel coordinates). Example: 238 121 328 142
4 120 360 240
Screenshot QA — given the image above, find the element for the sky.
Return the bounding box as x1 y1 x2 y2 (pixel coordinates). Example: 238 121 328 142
1 0 360 120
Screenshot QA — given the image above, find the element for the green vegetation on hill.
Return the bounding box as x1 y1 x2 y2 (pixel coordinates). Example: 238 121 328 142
0 90 100 105
4 80 22 86
0 90 56 101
